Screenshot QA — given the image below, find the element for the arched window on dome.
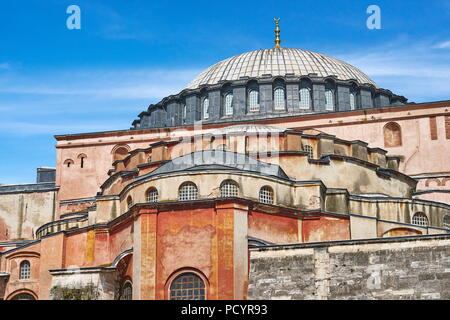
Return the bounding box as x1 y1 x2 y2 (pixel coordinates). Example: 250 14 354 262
324 80 336 111
384 122 402 147
350 93 356 110
248 90 260 112
274 88 286 110
182 104 187 124
412 213 428 227
299 88 312 110
325 90 335 111
202 98 210 120
224 93 233 116
20 260 31 280
349 83 359 110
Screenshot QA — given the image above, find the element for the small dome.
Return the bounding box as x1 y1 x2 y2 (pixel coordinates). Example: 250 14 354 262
187 48 377 90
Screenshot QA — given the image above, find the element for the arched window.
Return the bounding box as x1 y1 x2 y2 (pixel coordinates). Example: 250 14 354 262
274 88 286 110
120 282 132 300
78 154 87 169
259 186 274 204
248 90 260 112
126 196 133 210
302 145 313 159
299 88 311 110
11 293 35 300
384 122 402 147
224 94 233 116
20 261 31 280
220 180 239 198
182 104 187 123
325 90 334 111
350 93 356 110
63 159 74 168
113 146 130 162
146 188 159 203
202 98 210 119
169 272 206 300
412 213 429 227
179 182 198 201
443 216 450 229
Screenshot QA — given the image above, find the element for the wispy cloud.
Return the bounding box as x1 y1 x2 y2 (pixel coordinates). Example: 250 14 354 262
0 62 11 70
335 40 450 102
0 68 200 99
0 66 201 136
0 121 128 136
434 41 450 49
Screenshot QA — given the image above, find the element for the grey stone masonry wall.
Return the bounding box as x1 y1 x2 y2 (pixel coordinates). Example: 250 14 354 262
313 84 325 112
337 85 350 112
360 89 373 109
286 83 299 113
248 235 450 300
209 90 221 120
259 83 273 114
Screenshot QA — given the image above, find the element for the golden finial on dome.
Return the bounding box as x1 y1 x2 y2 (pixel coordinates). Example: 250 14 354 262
274 18 281 48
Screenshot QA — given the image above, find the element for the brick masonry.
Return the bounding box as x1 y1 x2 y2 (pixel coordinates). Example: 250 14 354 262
248 235 450 300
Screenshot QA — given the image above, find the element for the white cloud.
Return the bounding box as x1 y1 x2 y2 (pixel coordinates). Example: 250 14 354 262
335 40 450 102
0 66 202 135
0 68 200 100
434 41 450 49
0 120 128 136
0 62 11 70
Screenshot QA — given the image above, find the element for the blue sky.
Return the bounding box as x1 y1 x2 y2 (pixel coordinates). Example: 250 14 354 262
0 0 449 184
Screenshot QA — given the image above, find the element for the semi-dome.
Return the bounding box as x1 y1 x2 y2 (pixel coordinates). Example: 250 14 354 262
186 48 378 90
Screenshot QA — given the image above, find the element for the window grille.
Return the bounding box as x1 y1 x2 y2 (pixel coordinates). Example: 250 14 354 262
248 90 260 112
179 183 198 201
220 181 239 198
203 98 209 119
412 213 429 227
299 88 311 109
303 145 313 159
20 261 30 280
170 273 206 300
146 188 159 203
259 187 274 204
224 94 233 116
274 88 285 110
325 90 334 111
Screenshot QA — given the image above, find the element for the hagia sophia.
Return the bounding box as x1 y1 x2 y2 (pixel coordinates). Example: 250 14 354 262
0 20 449 300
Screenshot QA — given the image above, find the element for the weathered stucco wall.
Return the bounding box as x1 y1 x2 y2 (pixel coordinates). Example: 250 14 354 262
0 189 56 241
248 235 450 300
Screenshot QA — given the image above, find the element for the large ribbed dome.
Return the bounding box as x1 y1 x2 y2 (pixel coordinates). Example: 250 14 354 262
187 48 377 89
